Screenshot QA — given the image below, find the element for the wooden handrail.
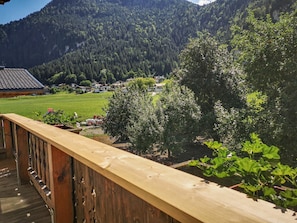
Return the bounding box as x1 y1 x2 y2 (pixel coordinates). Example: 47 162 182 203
0 113 296 223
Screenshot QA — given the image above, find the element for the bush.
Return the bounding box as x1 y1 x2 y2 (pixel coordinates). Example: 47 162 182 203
190 133 297 211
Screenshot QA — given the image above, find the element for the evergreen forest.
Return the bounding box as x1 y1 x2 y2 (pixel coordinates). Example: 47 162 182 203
0 0 295 84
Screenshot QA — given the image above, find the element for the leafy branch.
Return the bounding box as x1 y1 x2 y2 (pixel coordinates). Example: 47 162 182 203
190 133 297 211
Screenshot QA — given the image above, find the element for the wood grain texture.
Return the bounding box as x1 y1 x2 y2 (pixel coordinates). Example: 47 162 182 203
73 159 178 223
50 145 74 223
3 119 13 158
14 125 29 184
0 170 51 223
1 113 296 223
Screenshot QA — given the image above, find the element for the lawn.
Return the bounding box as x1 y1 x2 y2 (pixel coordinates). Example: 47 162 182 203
0 92 112 121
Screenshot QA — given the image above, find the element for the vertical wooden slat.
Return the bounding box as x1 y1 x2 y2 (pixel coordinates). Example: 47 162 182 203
40 139 45 182
73 160 179 223
3 119 13 158
44 141 50 188
15 125 30 184
0 119 4 149
32 136 37 171
48 145 74 223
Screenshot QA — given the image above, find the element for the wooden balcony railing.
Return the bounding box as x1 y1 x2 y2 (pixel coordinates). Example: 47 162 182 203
0 113 296 223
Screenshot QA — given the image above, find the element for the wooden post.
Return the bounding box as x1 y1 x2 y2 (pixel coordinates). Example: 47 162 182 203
3 119 13 158
0 119 5 159
14 125 30 185
0 119 4 149
48 145 74 223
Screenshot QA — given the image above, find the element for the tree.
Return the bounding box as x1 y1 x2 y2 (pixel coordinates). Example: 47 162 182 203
231 10 297 95
155 82 202 156
103 86 150 142
177 32 245 136
214 91 271 152
231 9 297 165
126 92 161 153
65 73 77 84
103 82 202 157
78 73 87 82
127 77 156 90
79 80 91 86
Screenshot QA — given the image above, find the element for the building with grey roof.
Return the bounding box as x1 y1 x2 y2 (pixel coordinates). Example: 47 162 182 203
0 66 45 98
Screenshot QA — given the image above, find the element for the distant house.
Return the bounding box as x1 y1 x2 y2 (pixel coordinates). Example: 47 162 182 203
0 67 45 98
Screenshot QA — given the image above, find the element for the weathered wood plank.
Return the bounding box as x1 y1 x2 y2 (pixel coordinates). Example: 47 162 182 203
1 113 296 223
14 125 30 184
49 145 74 223
44 141 50 188
0 169 51 223
3 119 13 158
73 160 178 223
0 119 4 149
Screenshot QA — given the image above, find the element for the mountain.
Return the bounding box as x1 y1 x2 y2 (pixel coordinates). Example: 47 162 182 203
0 0 295 84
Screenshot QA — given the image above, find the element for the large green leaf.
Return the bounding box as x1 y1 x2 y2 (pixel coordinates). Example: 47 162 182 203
236 157 261 174
262 145 280 160
272 163 296 176
242 134 263 154
240 183 262 193
279 190 297 208
262 186 276 197
211 157 227 169
205 141 228 151
215 171 230 178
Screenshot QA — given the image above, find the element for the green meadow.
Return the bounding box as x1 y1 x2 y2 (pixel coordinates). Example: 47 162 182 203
0 92 112 121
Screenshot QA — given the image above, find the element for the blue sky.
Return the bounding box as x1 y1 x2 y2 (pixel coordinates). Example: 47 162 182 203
0 0 215 25
0 0 51 25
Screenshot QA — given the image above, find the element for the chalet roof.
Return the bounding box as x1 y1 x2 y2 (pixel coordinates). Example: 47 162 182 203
0 0 10 4
0 67 44 91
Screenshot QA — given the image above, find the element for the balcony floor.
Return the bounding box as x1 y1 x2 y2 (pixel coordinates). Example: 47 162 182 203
0 158 51 223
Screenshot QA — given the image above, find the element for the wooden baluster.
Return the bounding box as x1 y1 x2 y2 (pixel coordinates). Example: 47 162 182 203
3 119 13 159
0 119 4 149
0 119 5 159
36 137 41 180
14 125 30 185
32 135 37 173
40 139 45 182
44 141 50 188
48 145 74 223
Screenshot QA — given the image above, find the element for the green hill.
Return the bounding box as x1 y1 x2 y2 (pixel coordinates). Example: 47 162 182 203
0 0 295 84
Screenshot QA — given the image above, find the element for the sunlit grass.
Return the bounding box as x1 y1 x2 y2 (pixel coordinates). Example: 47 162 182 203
0 92 112 121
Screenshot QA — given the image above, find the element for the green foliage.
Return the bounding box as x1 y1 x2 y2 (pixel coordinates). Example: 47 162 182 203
79 80 92 87
103 87 148 142
155 83 202 156
2 0 294 84
65 73 77 84
127 77 156 91
42 109 74 125
246 91 267 113
230 9 297 165
231 10 297 95
126 93 161 153
190 134 297 210
103 82 201 156
177 32 245 137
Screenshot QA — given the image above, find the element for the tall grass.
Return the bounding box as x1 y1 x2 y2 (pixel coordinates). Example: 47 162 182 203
0 92 112 121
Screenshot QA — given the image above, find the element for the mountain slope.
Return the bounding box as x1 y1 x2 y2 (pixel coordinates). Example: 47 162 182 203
0 0 295 84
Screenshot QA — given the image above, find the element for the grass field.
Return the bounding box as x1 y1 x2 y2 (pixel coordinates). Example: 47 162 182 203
0 92 112 121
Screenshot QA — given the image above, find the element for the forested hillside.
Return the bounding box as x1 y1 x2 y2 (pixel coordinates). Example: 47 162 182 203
0 0 295 84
